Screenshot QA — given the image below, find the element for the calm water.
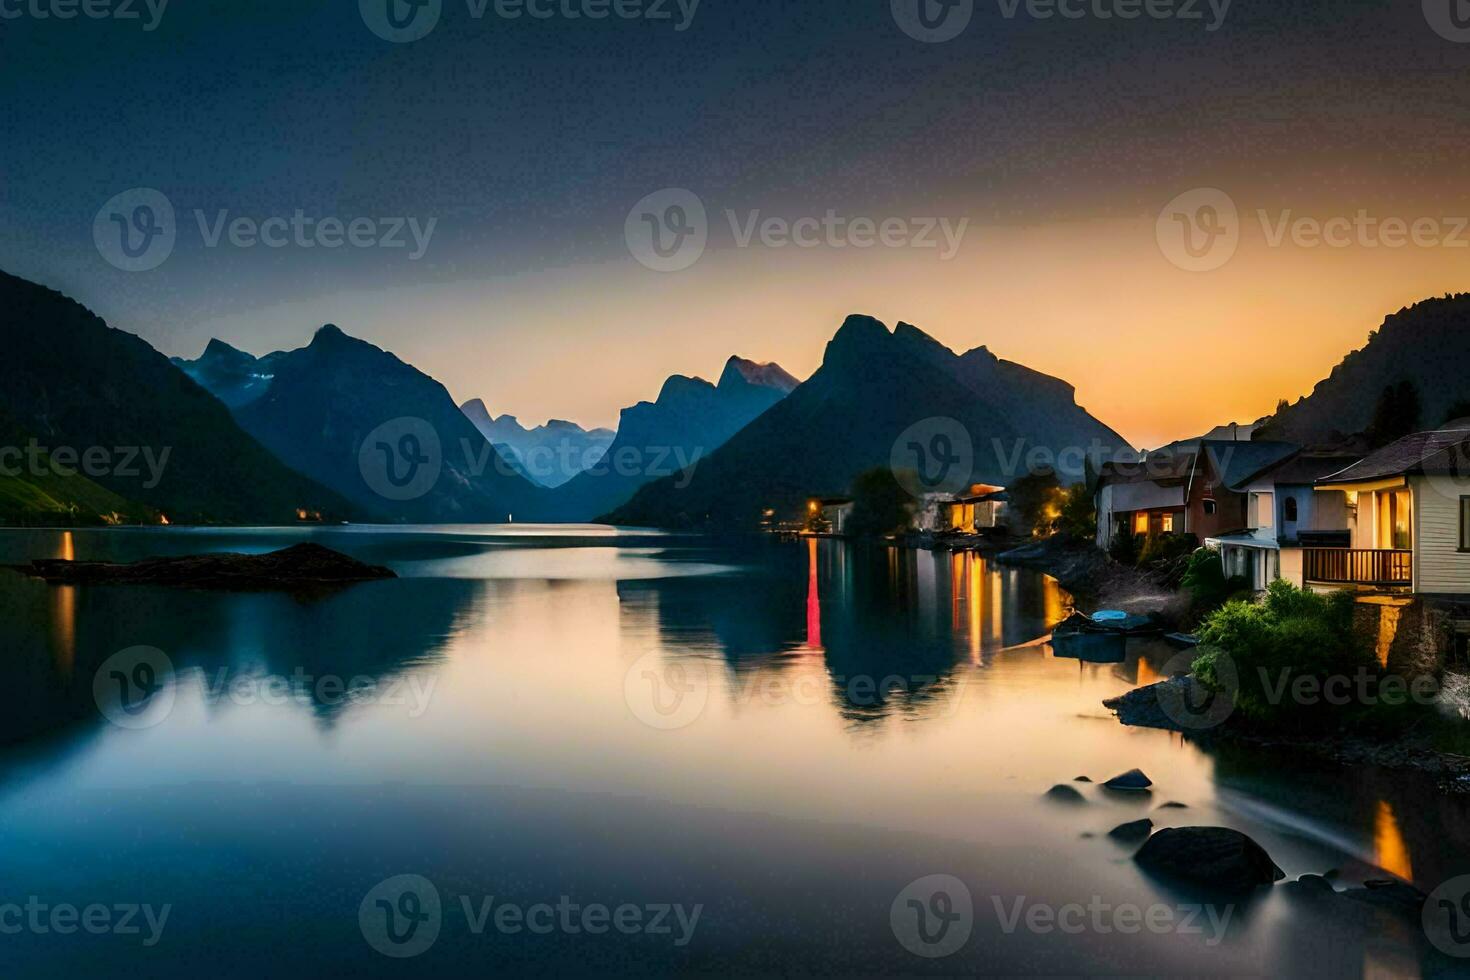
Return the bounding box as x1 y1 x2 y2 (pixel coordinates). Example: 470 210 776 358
0 526 1465 977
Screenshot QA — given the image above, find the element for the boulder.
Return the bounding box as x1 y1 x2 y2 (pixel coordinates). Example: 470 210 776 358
1340 879 1426 917
1108 818 1153 843
1103 768 1153 791
1044 784 1087 804
1157 801 1188 809
1074 776 1093 783
1134 826 1285 892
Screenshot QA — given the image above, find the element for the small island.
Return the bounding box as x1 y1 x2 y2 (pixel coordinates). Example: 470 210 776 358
4 542 395 590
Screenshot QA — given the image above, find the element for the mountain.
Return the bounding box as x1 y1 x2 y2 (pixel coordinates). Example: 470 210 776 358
171 339 285 409
459 401 614 489
549 355 800 521
232 325 551 523
602 315 1134 529
0 270 356 524
1259 295 1470 445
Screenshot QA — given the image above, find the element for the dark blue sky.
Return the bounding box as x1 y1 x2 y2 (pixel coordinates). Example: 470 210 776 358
3 1 1468 440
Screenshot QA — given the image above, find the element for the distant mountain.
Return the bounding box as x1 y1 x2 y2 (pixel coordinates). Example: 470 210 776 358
232 325 551 522
603 315 1134 529
1259 295 1470 445
550 355 800 521
171 339 285 409
0 270 356 524
460 401 614 489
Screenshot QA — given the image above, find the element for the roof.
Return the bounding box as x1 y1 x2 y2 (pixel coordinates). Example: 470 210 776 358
955 490 1007 504
1241 452 1363 488
1202 440 1299 491
1318 429 1470 485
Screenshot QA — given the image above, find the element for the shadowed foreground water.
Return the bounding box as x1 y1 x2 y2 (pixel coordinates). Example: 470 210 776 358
0 526 1465 977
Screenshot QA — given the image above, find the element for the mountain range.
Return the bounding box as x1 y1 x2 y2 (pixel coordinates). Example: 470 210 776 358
459 402 614 489
1258 295 1470 445
548 356 800 521
0 270 355 524
604 315 1134 528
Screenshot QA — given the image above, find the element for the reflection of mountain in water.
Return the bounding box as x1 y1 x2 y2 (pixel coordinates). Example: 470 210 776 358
0 570 477 750
618 539 1069 726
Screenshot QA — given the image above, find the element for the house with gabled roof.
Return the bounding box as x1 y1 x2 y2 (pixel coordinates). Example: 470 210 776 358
1312 429 1470 596
1095 440 1297 553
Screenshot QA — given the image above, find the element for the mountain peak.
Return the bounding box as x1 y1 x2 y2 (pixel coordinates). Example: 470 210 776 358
718 356 799 393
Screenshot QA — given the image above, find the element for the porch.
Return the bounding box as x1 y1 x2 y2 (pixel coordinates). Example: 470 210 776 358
1303 547 1413 588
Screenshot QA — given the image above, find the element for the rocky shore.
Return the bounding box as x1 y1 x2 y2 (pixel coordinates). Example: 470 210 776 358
1104 678 1470 788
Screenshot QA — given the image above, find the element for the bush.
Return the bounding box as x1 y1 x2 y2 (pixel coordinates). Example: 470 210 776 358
1193 580 1378 730
1137 531 1197 567
845 468 914 537
1055 483 1096 539
1109 530 1139 565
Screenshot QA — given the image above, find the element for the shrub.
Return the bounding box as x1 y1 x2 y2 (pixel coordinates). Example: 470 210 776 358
1109 530 1139 565
1193 580 1378 730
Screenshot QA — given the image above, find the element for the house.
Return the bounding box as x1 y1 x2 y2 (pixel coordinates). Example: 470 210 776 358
1095 440 1298 552
1204 451 1360 591
806 496 853 534
1310 429 1470 596
913 485 1007 534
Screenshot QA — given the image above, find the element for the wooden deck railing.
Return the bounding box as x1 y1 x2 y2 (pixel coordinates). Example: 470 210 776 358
1303 548 1412 586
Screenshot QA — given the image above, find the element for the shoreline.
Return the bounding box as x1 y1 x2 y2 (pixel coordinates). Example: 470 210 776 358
1105 678 1470 791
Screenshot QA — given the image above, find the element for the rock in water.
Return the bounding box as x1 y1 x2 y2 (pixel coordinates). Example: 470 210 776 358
1044 784 1087 804
5 543 396 591
1108 818 1153 843
1340 879 1427 917
1103 768 1153 791
1134 827 1285 892
1074 775 1092 783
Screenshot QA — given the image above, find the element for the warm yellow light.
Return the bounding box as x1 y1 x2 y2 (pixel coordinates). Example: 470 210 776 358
808 501 819 512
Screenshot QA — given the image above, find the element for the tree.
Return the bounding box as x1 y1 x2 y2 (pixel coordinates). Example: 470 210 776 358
1004 469 1062 537
1366 379 1422 447
845 468 914 537
1055 482 1096 539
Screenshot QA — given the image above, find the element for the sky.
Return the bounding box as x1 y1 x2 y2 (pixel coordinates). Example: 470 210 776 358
3 0 1470 448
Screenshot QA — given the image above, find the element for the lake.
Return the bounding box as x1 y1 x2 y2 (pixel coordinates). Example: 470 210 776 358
0 526 1464 977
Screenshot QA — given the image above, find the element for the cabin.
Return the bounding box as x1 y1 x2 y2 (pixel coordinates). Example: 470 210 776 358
1095 440 1297 552
913 485 1007 534
1204 451 1359 591
1309 430 1470 596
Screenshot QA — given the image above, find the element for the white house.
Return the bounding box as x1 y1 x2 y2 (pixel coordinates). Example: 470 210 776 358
1310 429 1470 596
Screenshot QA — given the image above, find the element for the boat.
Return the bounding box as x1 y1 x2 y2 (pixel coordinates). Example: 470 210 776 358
1050 612 1128 663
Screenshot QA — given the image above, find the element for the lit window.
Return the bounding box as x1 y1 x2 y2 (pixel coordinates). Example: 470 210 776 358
1133 512 1149 535
1161 513 1174 533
